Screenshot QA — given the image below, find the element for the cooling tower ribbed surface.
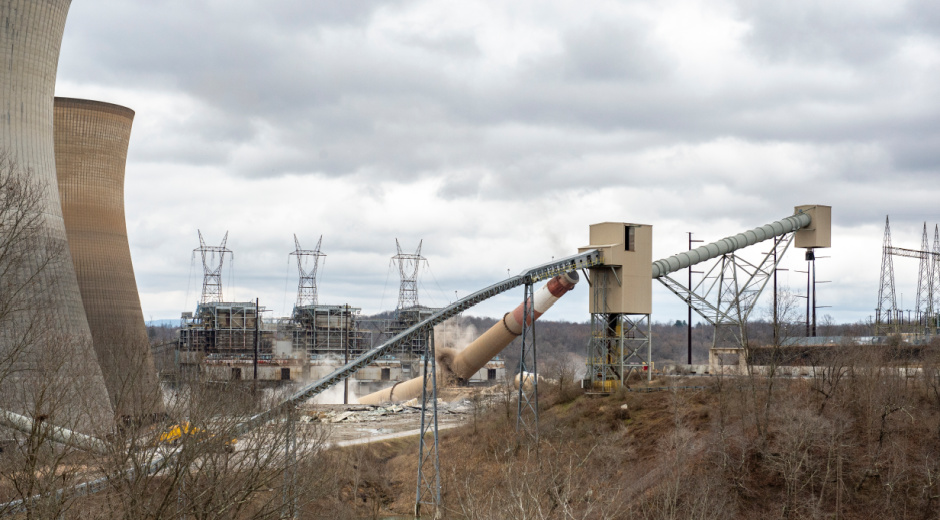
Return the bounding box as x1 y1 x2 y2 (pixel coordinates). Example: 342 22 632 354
54 97 166 421
0 0 114 429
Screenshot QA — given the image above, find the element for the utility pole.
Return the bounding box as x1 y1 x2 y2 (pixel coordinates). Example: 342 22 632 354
810 250 817 337
805 250 813 337
762 235 789 346
254 297 259 381
774 246 779 344
813 255 831 337
344 303 349 405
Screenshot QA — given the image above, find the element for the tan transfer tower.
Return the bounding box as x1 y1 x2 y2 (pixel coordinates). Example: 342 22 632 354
54 98 166 422
579 223 654 388
581 223 653 314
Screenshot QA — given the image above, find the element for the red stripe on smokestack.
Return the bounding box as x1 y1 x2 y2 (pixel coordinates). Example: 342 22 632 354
510 271 578 329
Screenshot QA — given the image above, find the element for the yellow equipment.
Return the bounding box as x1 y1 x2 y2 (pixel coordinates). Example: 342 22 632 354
153 421 236 452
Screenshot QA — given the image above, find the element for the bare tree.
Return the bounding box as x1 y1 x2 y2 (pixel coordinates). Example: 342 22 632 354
0 151 111 517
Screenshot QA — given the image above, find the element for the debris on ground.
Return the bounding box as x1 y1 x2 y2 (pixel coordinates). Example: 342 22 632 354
299 395 485 444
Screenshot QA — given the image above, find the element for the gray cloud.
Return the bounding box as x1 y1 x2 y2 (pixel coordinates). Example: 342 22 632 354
52 0 940 322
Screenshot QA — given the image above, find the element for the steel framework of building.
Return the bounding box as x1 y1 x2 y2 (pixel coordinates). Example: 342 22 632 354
290 304 369 357
179 301 269 356
586 268 653 389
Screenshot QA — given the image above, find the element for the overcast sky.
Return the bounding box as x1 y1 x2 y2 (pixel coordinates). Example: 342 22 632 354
54 0 940 326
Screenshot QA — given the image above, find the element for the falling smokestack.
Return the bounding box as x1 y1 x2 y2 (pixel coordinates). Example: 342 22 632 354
358 271 579 405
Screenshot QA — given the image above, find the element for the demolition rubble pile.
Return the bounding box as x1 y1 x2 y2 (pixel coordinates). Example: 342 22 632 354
302 400 474 425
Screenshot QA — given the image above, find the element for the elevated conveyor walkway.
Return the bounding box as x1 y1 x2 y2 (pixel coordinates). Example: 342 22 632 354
236 249 604 434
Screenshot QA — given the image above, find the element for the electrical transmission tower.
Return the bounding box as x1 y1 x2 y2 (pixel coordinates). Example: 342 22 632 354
196 230 232 304
933 226 940 328
393 239 425 312
876 216 897 333
290 235 326 307
917 223 933 319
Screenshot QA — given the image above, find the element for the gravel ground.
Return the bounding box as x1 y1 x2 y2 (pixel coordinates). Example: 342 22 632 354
301 400 475 446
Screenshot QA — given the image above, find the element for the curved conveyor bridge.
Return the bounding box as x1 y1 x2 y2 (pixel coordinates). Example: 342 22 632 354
236 249 604 434
241 211 813 433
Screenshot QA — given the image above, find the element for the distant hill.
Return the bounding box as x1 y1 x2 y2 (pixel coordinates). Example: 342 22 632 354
146 318 180 328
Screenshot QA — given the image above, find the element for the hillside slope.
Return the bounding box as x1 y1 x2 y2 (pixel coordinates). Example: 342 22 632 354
336 351 940 519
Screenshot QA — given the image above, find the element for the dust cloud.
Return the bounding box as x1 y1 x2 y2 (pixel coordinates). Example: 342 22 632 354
433 317 479 351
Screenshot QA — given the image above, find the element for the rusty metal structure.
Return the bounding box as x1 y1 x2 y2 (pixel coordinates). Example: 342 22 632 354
54 97 165 421
0 1 113 429
290 304 369 357
179 301 270 356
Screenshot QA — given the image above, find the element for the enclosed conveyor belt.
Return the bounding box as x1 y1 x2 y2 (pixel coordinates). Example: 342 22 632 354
651 212 812 278
0 409 109 454
235 249 603 435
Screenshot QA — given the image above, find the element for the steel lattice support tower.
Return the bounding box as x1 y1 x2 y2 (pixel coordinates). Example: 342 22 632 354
393 239 424 311
587 268 654 389
196 230 232 304
917 223 932 320
876 216 897 333
516 282 540 443
290 234 325 307
656 234 794 368
587 269 622 386
414 327 441 517
712 254 747 350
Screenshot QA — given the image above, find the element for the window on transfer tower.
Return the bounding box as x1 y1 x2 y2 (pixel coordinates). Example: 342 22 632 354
625 226 636 252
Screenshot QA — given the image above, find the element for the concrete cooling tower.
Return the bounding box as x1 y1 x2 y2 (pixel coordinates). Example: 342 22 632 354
0 1 114 429
54 97 166 422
